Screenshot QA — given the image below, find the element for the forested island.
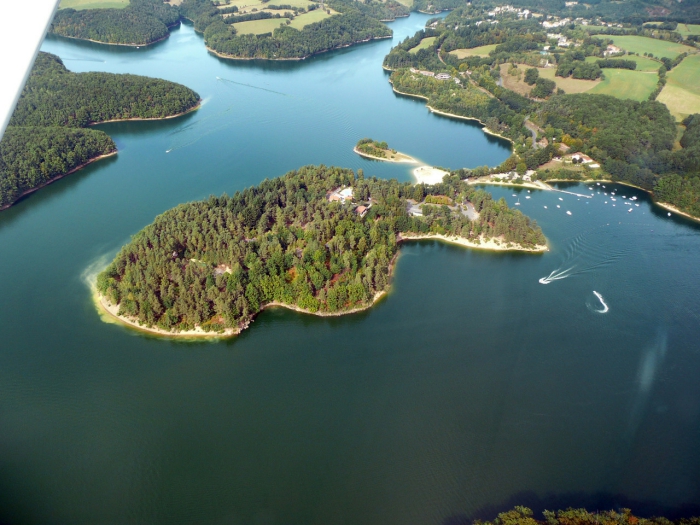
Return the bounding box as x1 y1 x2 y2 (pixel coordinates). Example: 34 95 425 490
51 0 181 46
381 4 700 218
96 165 546 337
354 138 417 163
0 52 200 210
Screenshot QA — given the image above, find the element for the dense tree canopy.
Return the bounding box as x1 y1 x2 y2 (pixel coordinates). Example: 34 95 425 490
477 506 700 525
0 52 200 210
97 165 545 334
0 127 115 209
50 0 180 46
10 52 200 128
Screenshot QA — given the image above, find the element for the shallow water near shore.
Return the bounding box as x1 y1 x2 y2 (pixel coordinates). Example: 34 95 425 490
1 16 700 525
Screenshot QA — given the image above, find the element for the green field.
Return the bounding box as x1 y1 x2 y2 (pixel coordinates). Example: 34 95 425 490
589 69 658 101
289 8 334 29
449 44 498 58
233 17 288 34
539 67 599 94
610 35 695 59
394 0 413 7
409 37 436 53
677 23 700 37
585 54 662 72
59 0 129 9
658 54 700 119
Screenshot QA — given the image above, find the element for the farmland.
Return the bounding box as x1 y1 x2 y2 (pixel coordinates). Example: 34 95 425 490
658 54 700 119
589 69 658 101
609 35 696 59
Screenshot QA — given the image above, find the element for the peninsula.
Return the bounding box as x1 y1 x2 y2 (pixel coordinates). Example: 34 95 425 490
354 138 418 163
95 165 546 337
0 52 200 210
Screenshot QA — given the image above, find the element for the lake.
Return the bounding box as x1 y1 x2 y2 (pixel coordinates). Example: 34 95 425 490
1 14 700 525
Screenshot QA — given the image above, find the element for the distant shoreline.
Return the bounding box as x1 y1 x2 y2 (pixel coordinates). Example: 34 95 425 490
0 151 117 212
93 230 545 339
48 24 178 48
205 34 392 62
389 82 515 146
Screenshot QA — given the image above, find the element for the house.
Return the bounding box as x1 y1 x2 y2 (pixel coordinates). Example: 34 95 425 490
328 187 354 203
604 44 621 56
436 73 451 80
572 153 594 163
355 205 369 218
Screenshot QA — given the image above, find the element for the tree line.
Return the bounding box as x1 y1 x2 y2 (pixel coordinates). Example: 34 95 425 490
51 0 180 46
97 165 545 334
0 52 200 210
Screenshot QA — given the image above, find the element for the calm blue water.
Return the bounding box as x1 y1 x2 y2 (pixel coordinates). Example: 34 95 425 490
0 16 699 525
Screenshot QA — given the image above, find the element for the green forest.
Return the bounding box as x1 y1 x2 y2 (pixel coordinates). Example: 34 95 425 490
10 52 200 128
97 165 545 334
51 0 181 46
474 506 700 525
381 6 700 218
356 138 392 158
0 52 200 210
181 0 395 59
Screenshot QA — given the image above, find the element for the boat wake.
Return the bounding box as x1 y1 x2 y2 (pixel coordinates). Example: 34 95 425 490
592 291 609 313
538 227 631 285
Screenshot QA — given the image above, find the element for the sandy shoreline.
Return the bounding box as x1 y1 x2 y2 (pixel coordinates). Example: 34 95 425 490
0 150 117 211
413 166 449 185
469 178 552 191
398 233 547 253
353 146 418 164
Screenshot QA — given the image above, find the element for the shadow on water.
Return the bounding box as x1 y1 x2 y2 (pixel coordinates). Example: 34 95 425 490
443 492 700 524
0 154 119 233
43 24 179 55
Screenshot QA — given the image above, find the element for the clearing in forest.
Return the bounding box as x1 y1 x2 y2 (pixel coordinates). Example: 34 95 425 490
233 17 288 34
449 44 498 58
58 0 129 9
409 37 436 53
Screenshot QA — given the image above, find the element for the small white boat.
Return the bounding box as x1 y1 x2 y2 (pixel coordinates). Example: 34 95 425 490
557 205 561 208
559 197 563 201
635 204 640 207
512 194 517 197
566 211 572 215
604 192 607 195
526 196 531 199
544 206 548 209
596 183 600 186
628 208 632 213
668 212 672 216
605 201 608 204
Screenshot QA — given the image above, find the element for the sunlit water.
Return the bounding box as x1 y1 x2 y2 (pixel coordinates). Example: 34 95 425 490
1 17 699 525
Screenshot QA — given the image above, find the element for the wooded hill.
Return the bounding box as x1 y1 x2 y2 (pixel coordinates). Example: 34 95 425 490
181 0 399 59
382 8 700 218
474 506 700 525
97 165 545 334
51 0 181 46
0 52 200 210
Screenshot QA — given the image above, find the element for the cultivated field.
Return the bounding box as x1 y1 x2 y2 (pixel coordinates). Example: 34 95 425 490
587 54 662 72
610 35 695 59
449 44 498 58
289 8 335 29
589 69 658 101
677 23 700 37
394 0 413 7
233 17 288 34
59 0 129 9
658 54 700 119
410 37 436 53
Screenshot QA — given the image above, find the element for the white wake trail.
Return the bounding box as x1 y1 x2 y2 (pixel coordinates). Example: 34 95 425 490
593 291 609 313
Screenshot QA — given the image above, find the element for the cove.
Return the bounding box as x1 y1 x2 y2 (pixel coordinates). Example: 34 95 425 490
0 13 699 525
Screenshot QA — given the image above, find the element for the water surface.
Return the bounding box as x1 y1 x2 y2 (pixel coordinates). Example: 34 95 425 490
1 16 700 525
